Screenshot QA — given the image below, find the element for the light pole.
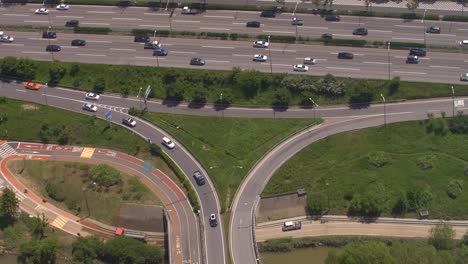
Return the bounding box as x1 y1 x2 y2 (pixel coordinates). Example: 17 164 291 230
81 187 90 218
451 85 455 117
44 82 48 105
153 30 156 39
267 35 273 75
309 97 319 119
380 94 386 126
219 93 224 117
422 9 427 47
387 41 391 80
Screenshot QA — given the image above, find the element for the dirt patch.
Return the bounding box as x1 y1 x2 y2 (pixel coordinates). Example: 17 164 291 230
21 104 39 110
256 191 307 223
117 203 165 232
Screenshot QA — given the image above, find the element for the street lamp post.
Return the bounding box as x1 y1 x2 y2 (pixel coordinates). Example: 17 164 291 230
81 187 90 218
380 94 386 126
268 35 273 75
44 82 48 105
387 41 391 80
451 86 455 117
220 93 224 117
422 9 427 47
309 97 319 119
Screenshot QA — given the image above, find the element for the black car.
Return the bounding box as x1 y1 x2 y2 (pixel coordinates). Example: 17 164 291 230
193 171 206 185
246 21 261 28
134 35 149 43
190 57 205 66
260 10 276 17
71 39 86 46
409 47 426 57
42 31 57 39
325 14 340 21
426 26 441 34
338 52 354 59
321 33 333 39
406 55 419 64
65 20 79 27
46 44 61 52
353 27 368 36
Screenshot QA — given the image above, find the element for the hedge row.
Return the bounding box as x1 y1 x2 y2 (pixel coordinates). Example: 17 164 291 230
74 27 112 34
443 15 468 22
340 10 440 20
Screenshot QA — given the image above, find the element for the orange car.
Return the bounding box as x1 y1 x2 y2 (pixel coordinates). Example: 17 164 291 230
25 82 40 90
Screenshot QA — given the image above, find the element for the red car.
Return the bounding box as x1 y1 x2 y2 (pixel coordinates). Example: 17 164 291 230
25 82 40 90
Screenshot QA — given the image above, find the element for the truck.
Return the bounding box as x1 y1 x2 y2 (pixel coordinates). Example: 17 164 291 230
282 221 301 231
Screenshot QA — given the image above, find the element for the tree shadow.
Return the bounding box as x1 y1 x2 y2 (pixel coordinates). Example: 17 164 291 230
188 101 206 109
348 102 371 109
272 105 289 112
162 99 181 107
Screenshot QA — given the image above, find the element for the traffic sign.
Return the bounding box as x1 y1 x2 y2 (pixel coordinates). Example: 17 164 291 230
105 109 112 120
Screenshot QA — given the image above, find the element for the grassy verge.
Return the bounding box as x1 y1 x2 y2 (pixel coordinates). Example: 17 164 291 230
263 117 468 219
141 112 321 212
2 58 468 108
8 160 161 226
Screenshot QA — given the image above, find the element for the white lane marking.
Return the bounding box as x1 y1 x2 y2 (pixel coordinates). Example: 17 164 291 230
392 37 424 41
81 22 110 26
110 48 136 51
204 15 234 19
369 30 393 33
21 51 48 54
171 51 196 54
433 33 456 37
332 22 365 25
330 52 364 56
23 20 49 23
301 26 328 29
143 13 168 16
393 70 426 75
55 15 83 18
60 46 78 49
457 28 468 31
173 20 200 23
429 65 460 69
261 63 290 67
205 60 230 63
363 61 391 65
326 67 360 71
232 22 245 25
200 27 231 31
333 34 355 37
269 49 296 52
135 56 153 59
267 18 290 21
161 44 173 46
1 43 24 46
112 17 142 21
86 11 115 14
233 54 252 57
4 14 29 17
394 56 430 60
86 40 112 43
262 30 294 34
16 89 26 93
75 54 106 57
202 45 234 49
394 25 420 28
138 24 170 28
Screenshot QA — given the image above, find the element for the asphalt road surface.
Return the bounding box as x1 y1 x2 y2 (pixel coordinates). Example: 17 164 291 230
2 4 468 47
2 31 468 84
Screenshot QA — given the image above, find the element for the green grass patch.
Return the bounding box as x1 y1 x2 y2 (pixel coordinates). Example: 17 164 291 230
142 112 321 212
263 118 468 219
8 160 161 226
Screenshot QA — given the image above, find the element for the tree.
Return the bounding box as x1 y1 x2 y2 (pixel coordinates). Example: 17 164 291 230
392 192 408 216
48 63 67 85
406 0 419 12
19 238 59 264
307 193 327 215
462 230 468 246
72 236 103 264
0 187 19 219
390 240 437 264
429 222 455 250
235 69 262 99
333 241 393 264
31 213 49 240
191 89 207 103
100 235 163 264
165 83 185 101
272 88 291 107
93 77 106 93
69 63 80 77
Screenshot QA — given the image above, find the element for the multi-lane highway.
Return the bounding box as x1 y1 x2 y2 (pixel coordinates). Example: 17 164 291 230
1 4 468 47
2 31 468 84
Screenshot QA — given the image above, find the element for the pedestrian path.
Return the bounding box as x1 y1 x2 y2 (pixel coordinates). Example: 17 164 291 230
80 147 95 158
0 143 17 160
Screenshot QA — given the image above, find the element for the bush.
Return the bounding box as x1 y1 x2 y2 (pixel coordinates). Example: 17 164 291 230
447 179 464 199
45 181 66 202
307 193 327 215
315 74 346 97
390 41 425 48
128 106 143 117
323 38 367 46
74 27 111 34
272 88 291 107
48 63 67 85
448 114 468 134
443 15 468 22
93 77 106 93
0 57 37 80
256 34 296 43
90 164 121 187
368 151 391 168
415 154 437 170
407 188 432 211
388 76 400 94
206 32 229 39
131 29 154 35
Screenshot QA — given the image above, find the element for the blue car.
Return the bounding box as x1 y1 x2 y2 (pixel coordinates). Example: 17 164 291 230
153 48 168 56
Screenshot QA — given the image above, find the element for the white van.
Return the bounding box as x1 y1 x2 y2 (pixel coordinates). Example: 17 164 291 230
459 40 468 47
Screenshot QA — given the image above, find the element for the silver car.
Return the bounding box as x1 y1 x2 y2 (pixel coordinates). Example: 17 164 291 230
461 73 468 81
82 103 98 112
253 40 269 48
85 92 100 101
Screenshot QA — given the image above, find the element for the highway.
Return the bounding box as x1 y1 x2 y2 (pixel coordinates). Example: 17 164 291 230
1 4 468 47
2 31 468 84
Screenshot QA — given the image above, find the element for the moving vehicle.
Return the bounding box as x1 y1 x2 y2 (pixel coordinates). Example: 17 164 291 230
122 117 137 127
426 26 441 34
460 40 468 47
85 92 100 100
406 55 419 64
260 10 276 17
82 103 98 112
303 58 316 65
42 31 57 39
144 41 160 49
25 82 40 90
324 14 340 21
246 21 261 28
321 33 333 39
153 48 169 56
190 57 205 66
291 17 304 26
293 64 309 72
193 171 206 185
35 8 49 14
181 6 200 15
253 40 269 48
46 45 61 52
56 4 69 10
209 214 218 227
65 20 79 27
460 73 468 81
409 47 426 57
353 27 368 36
0 35 14 43
162 137 176 149
134 35 149 43
338 52 354 59
71 39 86 46
253 54 268 62
282 221 301 231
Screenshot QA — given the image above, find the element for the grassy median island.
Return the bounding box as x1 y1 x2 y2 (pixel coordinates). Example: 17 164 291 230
263 116 468 219
142 112 321 211
8 160 161 225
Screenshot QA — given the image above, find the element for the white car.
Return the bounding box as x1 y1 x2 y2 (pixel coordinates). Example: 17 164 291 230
85 92 100 101
35 8 49 14
293 64 309 72
122 117 137 127
461 73 468 81
253 54 268 62
0 32 4 37
0 36 14 43
209 213 218 227
303 58 316 65
82 103 98 112
253 40 269 48
56 4 69 10
162 137 176 149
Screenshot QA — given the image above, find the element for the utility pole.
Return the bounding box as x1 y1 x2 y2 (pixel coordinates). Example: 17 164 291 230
387 41 391 80
309 97 319 119
422 9 427 47
380 94 386 126
220 93 224 117
268 35 272 75
451 86 455 117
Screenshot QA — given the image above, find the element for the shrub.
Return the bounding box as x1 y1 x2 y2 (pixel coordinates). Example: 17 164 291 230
415 154 437 170
45 181 66 202
407 188 432 211
206 32 229 39
256 34 296 43
128 106 143 117
131 29 153 35
307 193 327 215
390 41 425 48
93 77 106 93
315 74 346 97
48 63 67 85
443 15 468 22
388 76 400 94
367 151 391 168
447 179 464 199
272 88 291 107
323 38 367 46
90 164 121 187
74 27 111 34
448 114 468 134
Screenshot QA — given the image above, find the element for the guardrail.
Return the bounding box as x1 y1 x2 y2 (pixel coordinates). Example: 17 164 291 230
252 196 261 264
